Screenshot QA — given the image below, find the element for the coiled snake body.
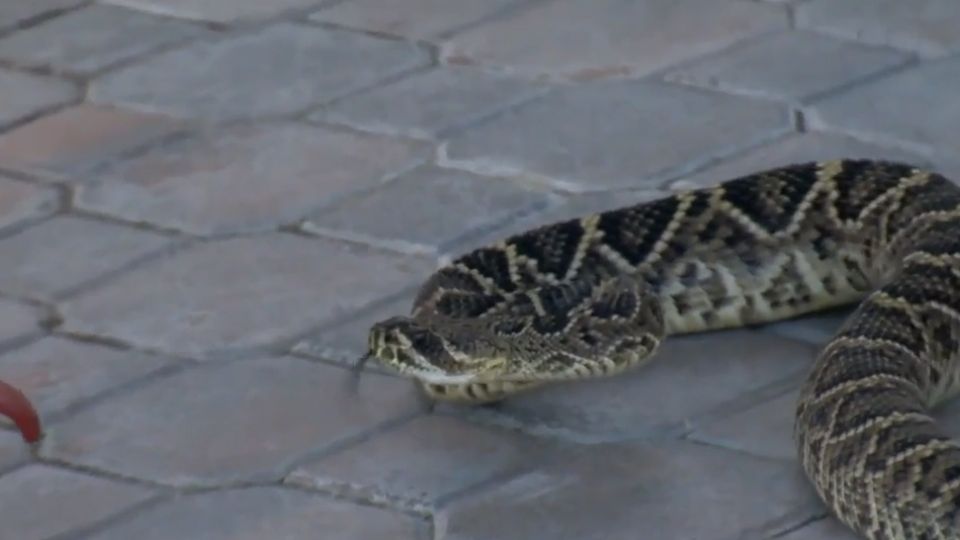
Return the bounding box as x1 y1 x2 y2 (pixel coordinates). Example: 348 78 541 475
365 160 960 539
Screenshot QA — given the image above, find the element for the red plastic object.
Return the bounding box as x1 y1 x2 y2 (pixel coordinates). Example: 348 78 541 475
0 379 41 444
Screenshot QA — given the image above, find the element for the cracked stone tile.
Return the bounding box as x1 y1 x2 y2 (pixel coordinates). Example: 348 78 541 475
0 299 45 345
90 22 429 120
665 30 910 103
808 56 960 158
311 0 521 40
0 336 171 420
452 330 815 441
0 4 208 75
314 66 547 139
0 0 81 31
0 67 76 128
0 103 186 181
0 176 58 229
60 235 433 357
289 415 558 506
42 357 423 486
690 387 801 461
440 441 818 540
303 164 554 255
442 0 786 79
0 464 154 540
84 487 425 539
797 0 960 57
104 0 333 23
445 80 789 191
0 215 171 301
77 122 430 235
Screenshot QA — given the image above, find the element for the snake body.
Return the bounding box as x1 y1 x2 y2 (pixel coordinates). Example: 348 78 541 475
365 159 960 539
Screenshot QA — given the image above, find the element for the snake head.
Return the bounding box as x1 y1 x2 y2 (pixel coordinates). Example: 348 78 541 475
365 316 505 384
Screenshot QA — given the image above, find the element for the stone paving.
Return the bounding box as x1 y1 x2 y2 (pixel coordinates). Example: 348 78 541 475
0 1 957 539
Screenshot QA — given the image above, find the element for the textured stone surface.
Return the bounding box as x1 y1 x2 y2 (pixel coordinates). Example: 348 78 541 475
91 23 429 120
797 0 960 56
461 330 815 441
104 0 330 23
441 441 817 540
303 165 553 254
0 216 170 300
0 299 45 345
690 387 800 461
0 431 29 469
0 336 170 419
443 0 786 79
289 415 554 506
0 176 58 229
85 487 425 539
0 103 184 180
445 80 788 191
665 31 909 102
0 4 207 75
77 122 429 235
43 357 423 486
315 66 546 139
312 0 520 40
60 235 433 357
0 68 76 128
0 465 154 540
809 57 960 157
0 0 80 30
779 518 859 540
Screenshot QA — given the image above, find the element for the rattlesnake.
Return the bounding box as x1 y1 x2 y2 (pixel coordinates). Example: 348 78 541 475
363 159 960 539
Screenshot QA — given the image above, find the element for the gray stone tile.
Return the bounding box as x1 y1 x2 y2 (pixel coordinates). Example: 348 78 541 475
779 518 859 540
289 415 555 506
0 216 171 301
90 23 429 121
104 0 331 23
670 132 928 190
0 336 171 419
442 0 786 80
0 176 58 229
0 464 154 540
441 441 818 540
0 299 45 345
0 68 76 128
0 431 30 469
0 0 81 31
85 487 424 540
808 57 960 158
76 122 430 235
0 4 207 75
60 235 433 357
797 0 960 57
460 330 815 441
314 66 547 139
665 30 910 103
691 387 800 461
311 0 521 40
42 357 423 486
302 165 555 255
762 307 853 347
444 80 789 191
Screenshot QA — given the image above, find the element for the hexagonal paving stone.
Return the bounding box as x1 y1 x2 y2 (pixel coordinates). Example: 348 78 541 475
0 0 81 31
809 57 960 157
104 0 334 23
0 68 76 128
288 415 558 507
302 164 554 255
85 487 425 540
0 215 171 301
440 441 818 540
43 356 423 486
60 235 433 357
0 4 208 75
0 299 45 345
0 336 171 420
311 0 521 40
442 0 786 79
0 464 154 540
76 122 430 235
314 66 547 139
90 22 430 120
665 30 910 103
452 330 815 441
444 80 789 191
0 103 185 181
797 0 960 57
0 176 58 229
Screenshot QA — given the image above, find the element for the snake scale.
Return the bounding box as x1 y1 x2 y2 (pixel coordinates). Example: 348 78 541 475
363 159 960 539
